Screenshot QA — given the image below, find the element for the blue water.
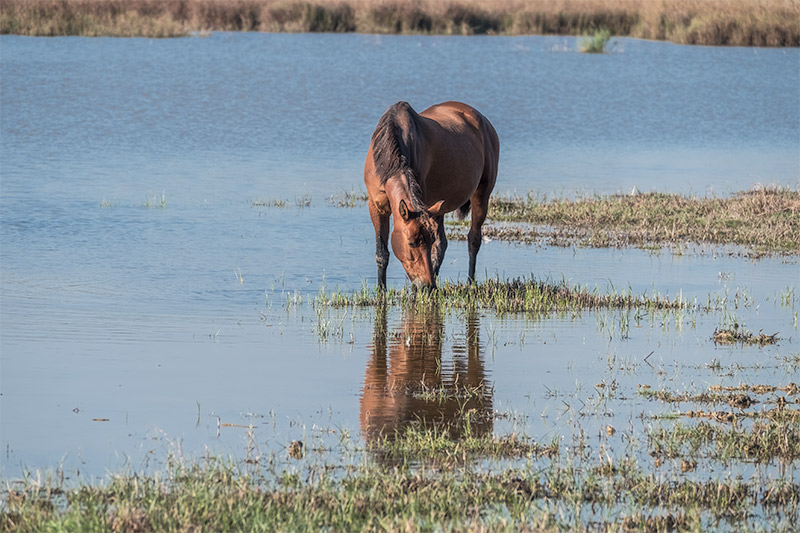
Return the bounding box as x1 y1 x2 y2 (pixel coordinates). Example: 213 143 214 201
1 33 798 479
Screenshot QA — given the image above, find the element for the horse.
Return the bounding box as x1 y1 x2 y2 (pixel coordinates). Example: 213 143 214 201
364 101 499 289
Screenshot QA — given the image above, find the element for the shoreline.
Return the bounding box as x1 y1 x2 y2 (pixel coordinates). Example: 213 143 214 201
2 0 798 46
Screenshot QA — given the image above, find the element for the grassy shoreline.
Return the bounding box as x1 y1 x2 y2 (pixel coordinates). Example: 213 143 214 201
447 187 800 256
1 0 798 46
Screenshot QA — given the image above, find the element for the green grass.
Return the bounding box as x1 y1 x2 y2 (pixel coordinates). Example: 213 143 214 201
313 277 691 316
648 418 800 463
4 445 797 531
581 28 612 52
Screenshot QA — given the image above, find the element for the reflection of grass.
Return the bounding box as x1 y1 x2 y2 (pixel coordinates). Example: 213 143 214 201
2 0 798 46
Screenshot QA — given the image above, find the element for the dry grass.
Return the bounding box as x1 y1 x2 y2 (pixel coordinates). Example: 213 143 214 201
473 186 800 255
713 326 780 345
1 0 798 45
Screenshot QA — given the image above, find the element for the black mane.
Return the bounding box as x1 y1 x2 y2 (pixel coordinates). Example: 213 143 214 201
370 102 425 210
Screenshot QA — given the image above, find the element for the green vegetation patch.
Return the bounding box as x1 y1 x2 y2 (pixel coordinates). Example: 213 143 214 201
372 423 559 465
648 418 800 463
4 453 798 532
314 276 690 315
581 28 612 53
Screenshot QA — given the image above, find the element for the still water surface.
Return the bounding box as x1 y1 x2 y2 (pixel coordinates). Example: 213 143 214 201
1 33 798 479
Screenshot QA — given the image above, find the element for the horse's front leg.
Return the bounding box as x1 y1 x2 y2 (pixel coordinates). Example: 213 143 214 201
431 216 447 278
369 200 390 290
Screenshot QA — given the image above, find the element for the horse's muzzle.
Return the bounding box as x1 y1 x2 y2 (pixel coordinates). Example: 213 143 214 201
412 278 436 291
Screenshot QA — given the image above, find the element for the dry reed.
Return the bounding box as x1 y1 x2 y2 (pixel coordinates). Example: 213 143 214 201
2 0 798 45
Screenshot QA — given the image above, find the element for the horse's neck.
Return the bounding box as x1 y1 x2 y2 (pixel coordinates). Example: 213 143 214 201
385 172 423 211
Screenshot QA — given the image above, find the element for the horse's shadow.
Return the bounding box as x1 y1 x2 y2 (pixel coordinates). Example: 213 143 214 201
359 302 493 455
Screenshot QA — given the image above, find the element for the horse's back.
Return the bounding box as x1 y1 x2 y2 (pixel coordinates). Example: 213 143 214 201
417 102 499 211
420 101 483 130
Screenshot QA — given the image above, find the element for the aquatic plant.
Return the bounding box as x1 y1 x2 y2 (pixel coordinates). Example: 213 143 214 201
328 189 369 208
143 191 167 209
252 197 287 207
581 28 612 52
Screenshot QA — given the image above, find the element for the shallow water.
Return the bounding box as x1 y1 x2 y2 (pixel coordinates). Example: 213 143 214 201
1 33 799 480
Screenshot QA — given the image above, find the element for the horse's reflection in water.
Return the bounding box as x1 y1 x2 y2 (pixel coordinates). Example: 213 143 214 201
360 303 493 450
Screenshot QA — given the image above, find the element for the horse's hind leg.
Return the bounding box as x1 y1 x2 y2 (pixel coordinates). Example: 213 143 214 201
369 200 390 289
467 193 488 283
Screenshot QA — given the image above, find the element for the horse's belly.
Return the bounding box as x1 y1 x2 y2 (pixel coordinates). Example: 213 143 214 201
423 164 482 212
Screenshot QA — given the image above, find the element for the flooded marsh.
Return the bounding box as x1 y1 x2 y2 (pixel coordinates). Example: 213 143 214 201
1 32 799 530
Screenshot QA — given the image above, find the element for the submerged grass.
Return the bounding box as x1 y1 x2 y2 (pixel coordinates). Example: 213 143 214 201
2 0 798 46
641 382 800 462
3 443 798 531
648 418 800 463
470 186 800 255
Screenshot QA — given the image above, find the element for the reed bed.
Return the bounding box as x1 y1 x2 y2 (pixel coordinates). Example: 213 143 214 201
2 0 798 46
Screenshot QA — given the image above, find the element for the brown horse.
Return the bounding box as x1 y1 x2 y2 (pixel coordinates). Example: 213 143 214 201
364 101 499 289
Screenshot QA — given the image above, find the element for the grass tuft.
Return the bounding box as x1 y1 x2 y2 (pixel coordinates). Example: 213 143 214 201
713 326 780 345
315 276 691 316
581 27 612 52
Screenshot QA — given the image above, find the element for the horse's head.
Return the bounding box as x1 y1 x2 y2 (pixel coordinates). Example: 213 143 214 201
391 198 445 289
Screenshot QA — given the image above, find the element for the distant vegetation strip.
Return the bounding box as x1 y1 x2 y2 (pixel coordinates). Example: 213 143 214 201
2 0 798 46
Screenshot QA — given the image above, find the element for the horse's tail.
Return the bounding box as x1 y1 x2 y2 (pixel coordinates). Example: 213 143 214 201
456 200 470 220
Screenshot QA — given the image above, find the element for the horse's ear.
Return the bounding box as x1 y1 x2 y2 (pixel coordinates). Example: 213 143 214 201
398 199 411 221
427 200 446 218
